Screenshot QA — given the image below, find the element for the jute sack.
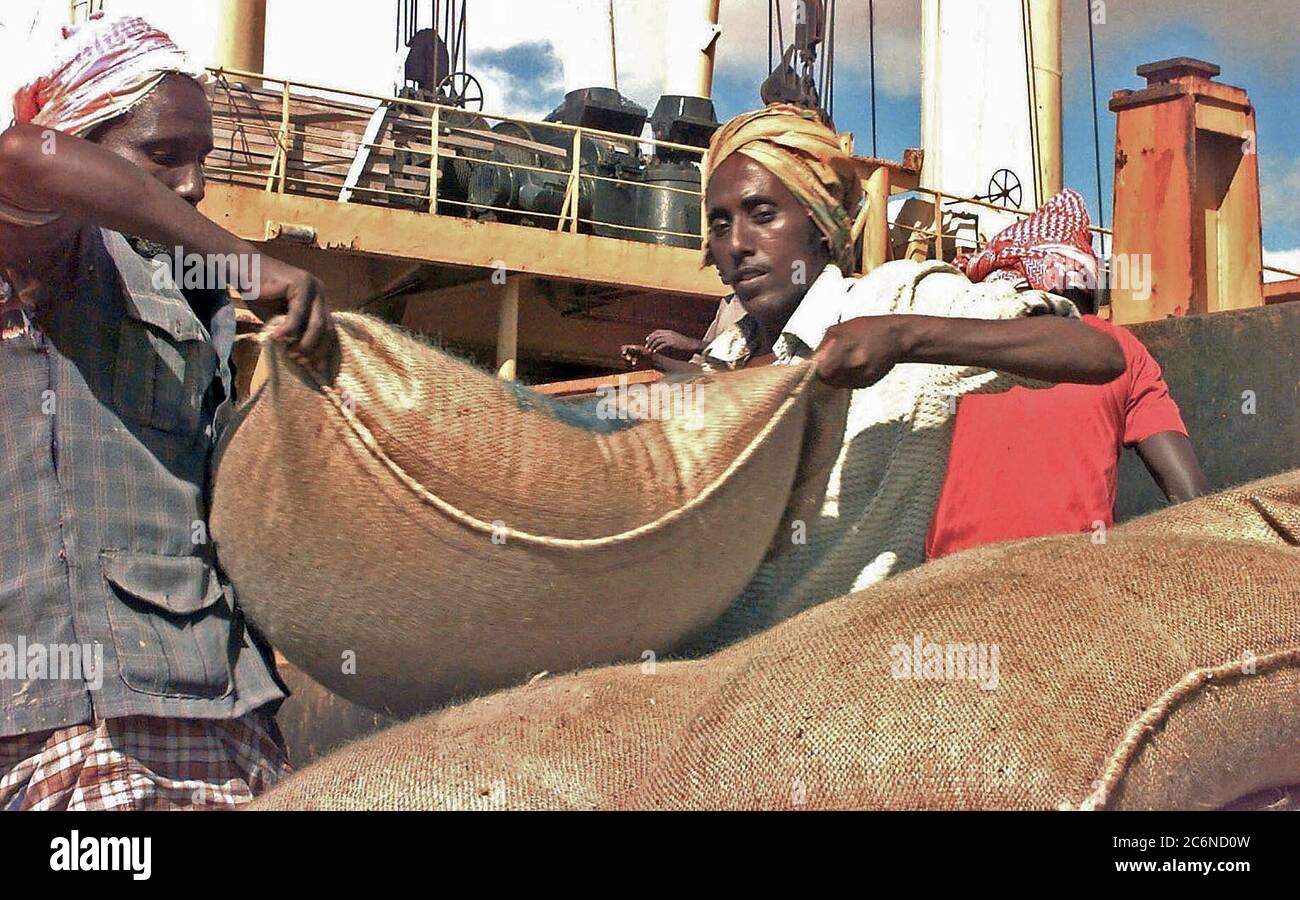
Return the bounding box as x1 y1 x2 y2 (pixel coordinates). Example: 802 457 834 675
211 313 846 716
250 470 1300 810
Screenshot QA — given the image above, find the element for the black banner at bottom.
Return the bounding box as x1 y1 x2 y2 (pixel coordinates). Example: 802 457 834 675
1 810 1291 887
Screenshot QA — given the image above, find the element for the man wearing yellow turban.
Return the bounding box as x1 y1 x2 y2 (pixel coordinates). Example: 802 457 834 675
686 103 1136 648
696 103 1124 384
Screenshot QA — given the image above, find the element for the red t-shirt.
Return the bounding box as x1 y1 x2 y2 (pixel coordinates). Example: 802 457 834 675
925 315 1188 560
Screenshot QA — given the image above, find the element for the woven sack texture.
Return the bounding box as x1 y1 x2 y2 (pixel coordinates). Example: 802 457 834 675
211 313 846 715
250 469 1300 810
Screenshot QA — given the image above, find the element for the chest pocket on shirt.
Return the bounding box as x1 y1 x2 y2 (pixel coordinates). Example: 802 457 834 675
113 293 218 437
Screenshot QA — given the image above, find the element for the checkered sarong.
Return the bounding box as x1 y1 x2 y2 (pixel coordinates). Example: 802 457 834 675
0 713 291 811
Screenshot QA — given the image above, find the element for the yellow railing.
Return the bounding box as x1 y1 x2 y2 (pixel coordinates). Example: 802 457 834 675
900 183 1296 285
205 66 710 248
68 0 104 24
853 162 1116 273
894 185 1113 259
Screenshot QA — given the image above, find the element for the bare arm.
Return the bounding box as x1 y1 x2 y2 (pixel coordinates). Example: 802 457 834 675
0 123 333 367
0 124 245 264
814 314 1126 389
644 329 705 358
620 344 703 374
1135 431 1209 502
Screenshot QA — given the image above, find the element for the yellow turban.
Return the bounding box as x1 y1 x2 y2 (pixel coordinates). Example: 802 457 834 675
703 104 875 272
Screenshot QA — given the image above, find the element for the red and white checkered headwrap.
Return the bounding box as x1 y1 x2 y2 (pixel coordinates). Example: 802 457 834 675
12 13 205 139
958 188 1099 295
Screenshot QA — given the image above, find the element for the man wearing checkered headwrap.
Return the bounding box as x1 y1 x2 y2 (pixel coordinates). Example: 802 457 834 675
958 188 1101 300
0 14 338 810
11 13 207 140
926 189 1208 560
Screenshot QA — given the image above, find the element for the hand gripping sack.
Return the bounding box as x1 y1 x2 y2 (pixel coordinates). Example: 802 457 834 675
211 313 846 715
249 470 1300 810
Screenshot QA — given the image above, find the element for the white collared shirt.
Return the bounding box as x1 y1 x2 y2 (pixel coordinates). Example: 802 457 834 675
687 259 1081 653
699 264 852 372
772 263 856 363
701 260 1076 372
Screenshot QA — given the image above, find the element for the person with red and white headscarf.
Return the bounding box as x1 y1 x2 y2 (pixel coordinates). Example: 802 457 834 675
957 188 1101 301
925 189 1208 560
1 12 333 358
0 14 334 810
11 13 207 140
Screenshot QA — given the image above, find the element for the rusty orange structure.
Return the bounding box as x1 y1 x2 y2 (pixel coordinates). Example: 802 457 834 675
1108 58 1264 324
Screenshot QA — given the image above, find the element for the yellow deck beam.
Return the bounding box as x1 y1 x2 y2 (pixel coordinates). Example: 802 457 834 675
200 183 727 298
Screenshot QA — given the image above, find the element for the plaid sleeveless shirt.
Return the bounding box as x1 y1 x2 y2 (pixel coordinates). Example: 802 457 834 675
0 227 284 736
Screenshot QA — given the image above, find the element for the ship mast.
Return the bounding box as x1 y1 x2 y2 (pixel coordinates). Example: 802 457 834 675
921 0 1061 224
214 0 267 86
1027 0 1063 202
663 0 722 101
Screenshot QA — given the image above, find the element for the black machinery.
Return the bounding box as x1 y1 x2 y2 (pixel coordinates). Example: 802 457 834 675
463 90 721 250
467 85 719 249
386 0 491 211
396 0 481 108
761 0 837 124
389 0 721 248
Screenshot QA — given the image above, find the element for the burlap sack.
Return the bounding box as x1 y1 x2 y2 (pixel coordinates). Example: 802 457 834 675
211 313 845 715
250 470 1300 810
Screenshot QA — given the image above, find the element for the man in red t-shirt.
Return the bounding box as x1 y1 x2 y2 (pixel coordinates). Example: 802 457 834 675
926 190 1208 560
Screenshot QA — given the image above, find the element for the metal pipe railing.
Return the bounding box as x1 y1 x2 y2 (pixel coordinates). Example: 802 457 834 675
915 184 1113 236
207 65 710 245
208 66 710 156
210 66 1152 269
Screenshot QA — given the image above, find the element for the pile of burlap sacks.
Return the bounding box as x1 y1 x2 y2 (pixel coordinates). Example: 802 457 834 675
214 314 1300 810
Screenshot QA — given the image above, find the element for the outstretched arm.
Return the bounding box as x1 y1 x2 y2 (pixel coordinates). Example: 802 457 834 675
1 124 246 263
813 314 1126 389
1135 431 1209 502
649 354 704 374
0 123 333 368
620 344 703 374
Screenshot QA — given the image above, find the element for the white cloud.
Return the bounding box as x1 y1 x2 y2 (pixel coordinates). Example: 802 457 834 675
5 0 1293 202
469 61 557 123
0 1 65 116
1263 249 1300 283
252 0 920 119
6 0 1294 107
1081 0 1299 77
715 0 921 97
